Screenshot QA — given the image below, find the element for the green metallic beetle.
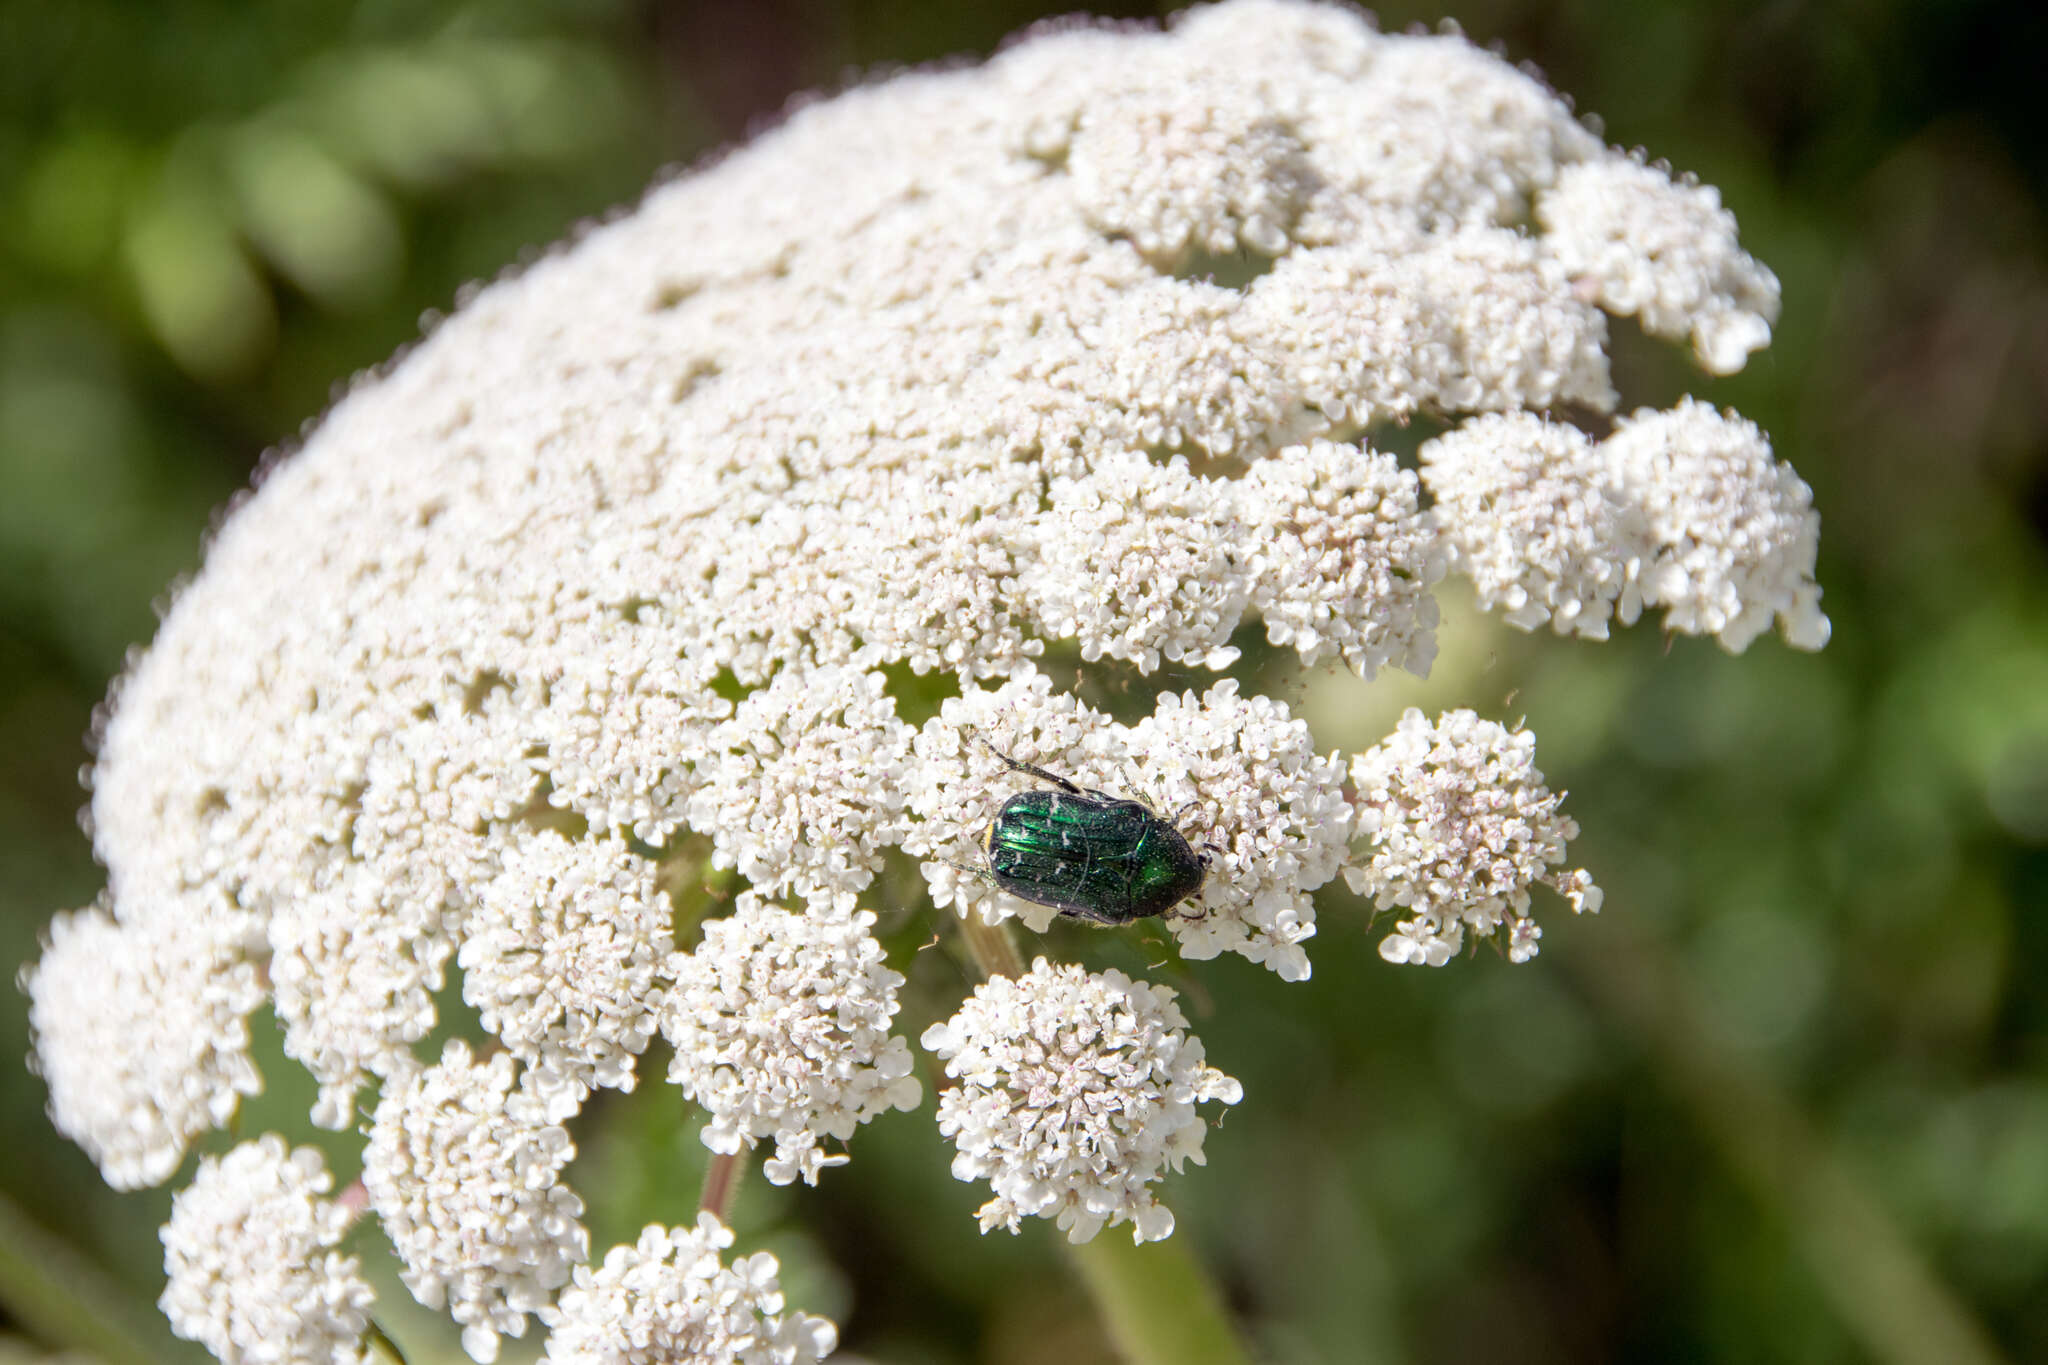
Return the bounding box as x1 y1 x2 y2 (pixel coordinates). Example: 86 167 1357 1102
963 735 1211 925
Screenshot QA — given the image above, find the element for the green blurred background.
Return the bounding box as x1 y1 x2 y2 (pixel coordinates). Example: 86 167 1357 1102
3 1 2045 1362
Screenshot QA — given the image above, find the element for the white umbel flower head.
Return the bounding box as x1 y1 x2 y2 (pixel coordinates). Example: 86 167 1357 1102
921 958 1243 1244
460 829 674 1122
1540 156 1781 375
30 11 1816 1349
1606 398 1829 652
541 1213 837 1365
74 2 1796 1007
1022 451 1250 673
684 665 916 907
159 1136 375 1365
662 896 922 1186
1346 708 1601 966
363 1041 588 1363
1069 61 1315 264
24 900 263 1189
905 671 1349 981
1237 439 1444 677
1422 412 1645 640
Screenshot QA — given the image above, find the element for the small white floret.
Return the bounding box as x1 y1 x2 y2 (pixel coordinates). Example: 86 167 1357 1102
662 896 922 1186
461 829 674 1121
159 1136 375 1365
541 1212 836 1365
1541 157 1780 375
1604 398 1829 651
1347 708 1599 965
1423 411 1645 639
25 899 263 1189
924 959 1241 1243
363 1041 587 1363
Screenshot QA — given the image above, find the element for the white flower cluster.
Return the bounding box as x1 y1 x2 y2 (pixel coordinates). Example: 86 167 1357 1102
1424 401 1828 650
1068 62 1315 264
923 958 1242 1244
662 896 922 1186
541 1213 837 1365
159 1136 375 1365
68 0 1789 1064
1346 708 1602 966
269 860 456 1130
1238 439 1446 675
1423 412 1642 640
25 0 1818 1339
904 671 1350 981
1541 157 1781 375
1022 440 1444 677
23 901 262 1190
362 1041 587 1363
685 666 916 906
1608 399 1829 652
460 829 673 1121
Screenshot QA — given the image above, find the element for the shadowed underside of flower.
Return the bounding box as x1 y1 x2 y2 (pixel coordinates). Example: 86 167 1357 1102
21 0 1825 1357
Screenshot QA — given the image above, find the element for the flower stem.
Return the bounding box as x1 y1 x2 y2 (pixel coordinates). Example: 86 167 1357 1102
1567 919 2005 1365
951 913 1253 1365
0 1189 162 1365
699 1150 745 1223
957 910 1026 979
364 1318 411 1365
1068 1233 1253 1365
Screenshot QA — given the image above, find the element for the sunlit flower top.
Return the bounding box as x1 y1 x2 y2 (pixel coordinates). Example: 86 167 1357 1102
362 1041 587 1363
159 1136 375 1365
23 0 1821 1352
922 958 1243 1243
1347 708 1602 966
662 895 922 1185
541 1213 838 1365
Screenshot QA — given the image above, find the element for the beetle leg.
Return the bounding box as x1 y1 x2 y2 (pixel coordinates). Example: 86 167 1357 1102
937 857 996 888
1056 902 1128 927
972 732 1084 796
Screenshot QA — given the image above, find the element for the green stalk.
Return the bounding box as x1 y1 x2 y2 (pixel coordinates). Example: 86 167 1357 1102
0 1189 171 1365
952 913 1256 1365
1069 1233 1254 1365
364 1318 411 1365
1569 920 2006 1365
699 1149 746 1223
957 909 1027 980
